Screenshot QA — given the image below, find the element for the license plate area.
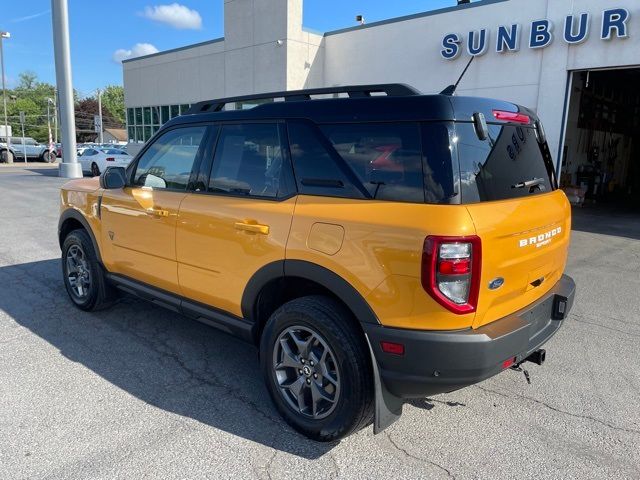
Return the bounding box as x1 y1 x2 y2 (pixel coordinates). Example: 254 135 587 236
521 295 554 341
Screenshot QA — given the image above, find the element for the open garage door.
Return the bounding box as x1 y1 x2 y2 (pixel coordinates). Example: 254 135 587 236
560 68 640 211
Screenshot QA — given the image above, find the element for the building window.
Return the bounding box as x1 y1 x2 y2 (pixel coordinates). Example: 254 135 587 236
135 108 142 125
161 106 170 124
152 106 160 125
179 104 190 115
127 108 134 125
170 105 180 119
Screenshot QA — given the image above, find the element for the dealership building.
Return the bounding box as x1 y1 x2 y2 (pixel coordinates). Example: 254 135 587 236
123 0 640 207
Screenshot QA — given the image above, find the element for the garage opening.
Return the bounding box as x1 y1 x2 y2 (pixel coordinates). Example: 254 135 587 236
560 68 640 211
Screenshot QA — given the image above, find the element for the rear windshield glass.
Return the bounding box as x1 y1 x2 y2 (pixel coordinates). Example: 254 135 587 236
455 122 555 203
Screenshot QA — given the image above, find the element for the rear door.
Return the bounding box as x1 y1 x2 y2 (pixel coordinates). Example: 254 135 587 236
176 122 296 317
455 120 571 328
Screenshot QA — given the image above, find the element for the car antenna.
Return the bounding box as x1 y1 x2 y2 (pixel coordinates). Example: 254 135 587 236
440 56 475 96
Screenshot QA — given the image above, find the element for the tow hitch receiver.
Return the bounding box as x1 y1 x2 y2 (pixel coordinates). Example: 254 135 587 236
511 349 547 384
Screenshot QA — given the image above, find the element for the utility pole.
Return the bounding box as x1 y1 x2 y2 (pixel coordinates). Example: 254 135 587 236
19 111 26 163
47 98 55 159
0 31 11 164
53 89 58 144
51 0 81 178
97 88 104 143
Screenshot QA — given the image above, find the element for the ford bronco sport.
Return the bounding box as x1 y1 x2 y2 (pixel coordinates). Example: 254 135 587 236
58 84 575 441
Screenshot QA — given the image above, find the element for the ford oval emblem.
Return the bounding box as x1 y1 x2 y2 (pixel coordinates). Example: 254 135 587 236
489 277 505 290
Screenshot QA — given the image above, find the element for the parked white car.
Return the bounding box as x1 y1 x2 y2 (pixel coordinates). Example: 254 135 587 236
79 148 133 176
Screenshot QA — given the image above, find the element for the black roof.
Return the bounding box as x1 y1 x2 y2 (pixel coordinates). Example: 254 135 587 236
163 84 536 130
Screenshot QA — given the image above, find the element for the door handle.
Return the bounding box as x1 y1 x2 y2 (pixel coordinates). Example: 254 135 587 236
234 221 270 235
146 208 169 217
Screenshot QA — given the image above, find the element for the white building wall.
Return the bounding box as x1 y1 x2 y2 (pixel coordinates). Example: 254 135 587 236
323 0 640 161
123 0 640 160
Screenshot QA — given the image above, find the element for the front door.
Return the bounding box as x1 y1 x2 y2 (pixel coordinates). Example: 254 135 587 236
177 123 296 316
100 125 210 294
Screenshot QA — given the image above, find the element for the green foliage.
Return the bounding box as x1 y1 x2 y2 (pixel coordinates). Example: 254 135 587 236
1 72 124 143
101 85 125 125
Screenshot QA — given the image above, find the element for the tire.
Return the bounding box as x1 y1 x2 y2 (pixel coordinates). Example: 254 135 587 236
260 295 374 441
41 150 56 163
1 149 14 164
91 162 100 177
61 229 115 311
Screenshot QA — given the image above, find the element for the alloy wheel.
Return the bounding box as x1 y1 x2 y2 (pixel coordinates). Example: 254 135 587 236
272 325 341 419
66 244 92 299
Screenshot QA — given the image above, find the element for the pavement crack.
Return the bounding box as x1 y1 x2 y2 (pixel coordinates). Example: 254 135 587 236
384 431 455 479
569 314 640 338
475 385 640 436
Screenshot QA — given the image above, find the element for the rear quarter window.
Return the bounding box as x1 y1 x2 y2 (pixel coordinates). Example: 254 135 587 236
455 122 555 203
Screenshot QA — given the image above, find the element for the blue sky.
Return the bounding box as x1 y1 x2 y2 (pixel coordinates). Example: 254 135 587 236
2 0 452 96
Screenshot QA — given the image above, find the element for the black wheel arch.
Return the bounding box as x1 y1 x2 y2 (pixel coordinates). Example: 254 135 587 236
242 260 380 343
58 209 103 264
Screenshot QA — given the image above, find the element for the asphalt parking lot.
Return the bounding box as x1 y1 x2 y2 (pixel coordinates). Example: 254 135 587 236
1 164 639 479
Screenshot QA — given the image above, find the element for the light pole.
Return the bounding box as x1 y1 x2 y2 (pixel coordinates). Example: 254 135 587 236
51 0 81 178
1 31 11 164
47 98 55 159
97 88 103 143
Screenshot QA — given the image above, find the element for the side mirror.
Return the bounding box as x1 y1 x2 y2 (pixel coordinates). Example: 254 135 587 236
100 166 127 189
472 112 489 141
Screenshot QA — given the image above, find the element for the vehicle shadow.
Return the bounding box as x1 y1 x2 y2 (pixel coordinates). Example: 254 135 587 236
0 259 335 459
26 167 60 177
571 205 640 241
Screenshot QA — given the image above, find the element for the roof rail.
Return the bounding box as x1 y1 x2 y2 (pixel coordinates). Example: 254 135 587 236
185 83 420 115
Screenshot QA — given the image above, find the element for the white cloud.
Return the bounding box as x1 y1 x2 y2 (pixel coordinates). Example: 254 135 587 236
141 3 202 30
112 43 159 63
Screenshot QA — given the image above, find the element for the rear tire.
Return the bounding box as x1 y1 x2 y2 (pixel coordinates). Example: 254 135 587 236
91 162 100 177
260 295 374 441
62 229 115 311
42 150 56 163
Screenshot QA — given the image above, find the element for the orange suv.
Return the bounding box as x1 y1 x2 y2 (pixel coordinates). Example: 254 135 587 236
58 84 575 441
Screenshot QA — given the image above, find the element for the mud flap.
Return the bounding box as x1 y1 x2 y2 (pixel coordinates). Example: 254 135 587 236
365 334 404 433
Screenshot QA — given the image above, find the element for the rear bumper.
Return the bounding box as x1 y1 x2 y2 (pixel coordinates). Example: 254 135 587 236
364 274 575 398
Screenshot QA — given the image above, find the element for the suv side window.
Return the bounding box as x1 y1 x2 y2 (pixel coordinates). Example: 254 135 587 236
320 123 425 203
287 122 365 199
133 126 206 190
208 123 289 198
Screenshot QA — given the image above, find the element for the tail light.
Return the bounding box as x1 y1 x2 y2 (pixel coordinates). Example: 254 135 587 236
492 110 531 124
106 157 115 162
421 236 482 314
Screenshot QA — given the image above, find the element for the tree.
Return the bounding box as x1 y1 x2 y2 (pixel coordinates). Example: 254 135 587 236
16 71 38 91
101 85 125 126
75 98 100 142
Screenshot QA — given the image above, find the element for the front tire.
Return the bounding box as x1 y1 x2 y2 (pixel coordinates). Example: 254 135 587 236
1 149 14 164
260 295 374 441
62 229 115 311
91 162 100 177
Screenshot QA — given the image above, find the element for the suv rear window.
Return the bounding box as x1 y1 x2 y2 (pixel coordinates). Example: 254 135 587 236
320 123 424 203
456 122 555 203
288 121 455 204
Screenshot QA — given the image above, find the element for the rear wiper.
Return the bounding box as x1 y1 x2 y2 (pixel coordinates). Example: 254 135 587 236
511 178 545 191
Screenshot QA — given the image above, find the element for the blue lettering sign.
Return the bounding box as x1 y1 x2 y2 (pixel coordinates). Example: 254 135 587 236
496 24 520 53
467 29 488 56
564 14 590 44
530 20 553 49
601 8 629 40
440 8 632 60
441 33 461 60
